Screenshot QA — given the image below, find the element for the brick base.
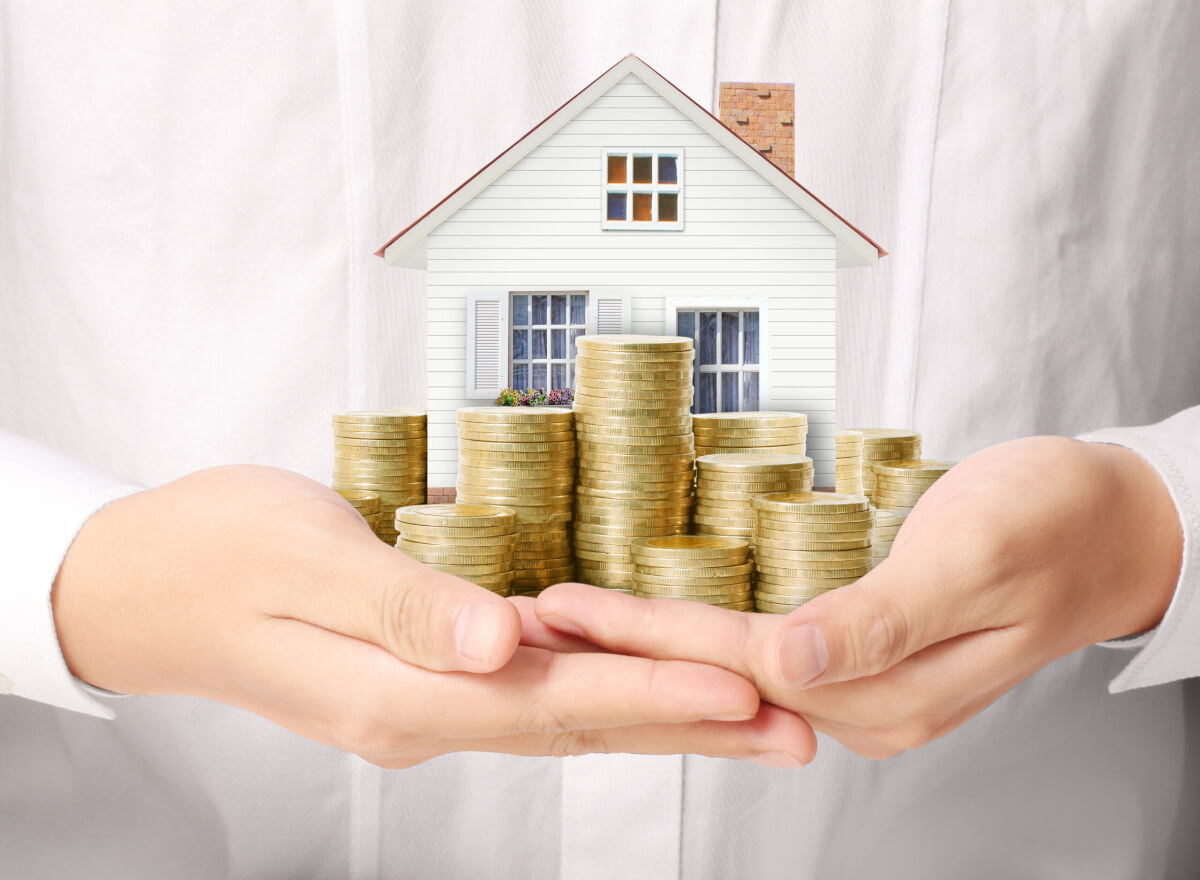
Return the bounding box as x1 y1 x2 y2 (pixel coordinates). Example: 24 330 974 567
427 487 457 503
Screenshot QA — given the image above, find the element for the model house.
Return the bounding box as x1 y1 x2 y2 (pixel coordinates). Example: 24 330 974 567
376 54 885 492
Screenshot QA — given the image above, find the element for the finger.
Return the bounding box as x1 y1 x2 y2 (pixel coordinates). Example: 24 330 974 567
510 595 605 653
383 702 818 769
228 618 763 754
537 583 766 680
302 526 523 675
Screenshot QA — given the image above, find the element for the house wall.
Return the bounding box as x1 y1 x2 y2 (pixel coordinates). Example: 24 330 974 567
424 73 840 488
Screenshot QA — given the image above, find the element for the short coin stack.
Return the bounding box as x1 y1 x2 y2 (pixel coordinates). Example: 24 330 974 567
630 536 753 610
752 492 874 613
335 489 383 532
849 428 922 505
572 335 696 591
834 430 865 495
453 406 575 597
692 412 807 457
331 410 428 546
692 454 813 545
872 459 955 512
872 507 908 566
394 503 516 596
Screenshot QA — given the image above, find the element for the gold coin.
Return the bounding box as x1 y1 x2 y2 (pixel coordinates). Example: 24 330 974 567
458 436 576 450
336 488 380 504
398 530 515 547
334 408 426 420
401 551 513 568
692 412 806 429
576 334 693 352
574 368 694 383
630 535 748 559
397 522 515 539
456 405 572 422
574 411 692 427
695 453 811 471
755 523 874 541
636 560 755 578
755 562 872 578
753 534 872 551
752 492 870 514
632 578 752 595
754 551 873 568
692 423 805 437
698 444 808 456
395 503 516 528
755 574 863 591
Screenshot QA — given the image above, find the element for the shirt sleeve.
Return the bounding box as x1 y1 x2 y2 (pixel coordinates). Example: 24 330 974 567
1076 405 1200 693
0 430 143 718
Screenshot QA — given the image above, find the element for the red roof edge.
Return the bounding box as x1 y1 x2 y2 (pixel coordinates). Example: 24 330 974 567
375 54 887 260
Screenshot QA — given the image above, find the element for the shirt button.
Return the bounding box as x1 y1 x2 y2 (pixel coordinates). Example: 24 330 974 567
0 672 12 695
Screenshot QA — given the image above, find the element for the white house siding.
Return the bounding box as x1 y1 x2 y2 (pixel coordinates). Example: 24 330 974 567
424 74 840 488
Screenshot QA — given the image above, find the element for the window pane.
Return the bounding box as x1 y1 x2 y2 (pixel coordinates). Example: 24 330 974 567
742 372 760 411
698 373 717 414
659 193 678 222
532 295 547 325
633 155 652 183
569 328 584 358
551 328 566 359
570 294 587 325
512 328 528 360
531 329 547 359
569 363 575 388
532 363 547 389
607 154 627 184
721 312 739 364
632 193 652 221
698 312 718 366
721 372 739 412
551 363 566 390
512 295 529 326
743 311 760 365
607 192 627 221
658 155 677 184
551 294 567 325
512 362 529 388
676 310 695 341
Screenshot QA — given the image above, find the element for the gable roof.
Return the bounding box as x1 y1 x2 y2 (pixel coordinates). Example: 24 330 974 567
376 54 886 269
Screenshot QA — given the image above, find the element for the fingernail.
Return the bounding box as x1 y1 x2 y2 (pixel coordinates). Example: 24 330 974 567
455 600 506 663
538 613 585 638
750 751 805 769
709 710 757 722
777 624 828 688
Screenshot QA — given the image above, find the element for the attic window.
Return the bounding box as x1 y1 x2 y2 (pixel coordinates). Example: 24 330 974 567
602 149 683 230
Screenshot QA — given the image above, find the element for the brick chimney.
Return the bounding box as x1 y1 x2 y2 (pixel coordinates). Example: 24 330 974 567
718 82 795 177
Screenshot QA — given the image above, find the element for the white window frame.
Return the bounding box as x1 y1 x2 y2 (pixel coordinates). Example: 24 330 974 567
508 290 588 391
665 297 770 413
600 148 684 231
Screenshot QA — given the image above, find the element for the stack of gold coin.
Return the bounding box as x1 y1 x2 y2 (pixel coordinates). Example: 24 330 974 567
453 406 575 597
630 536 754 610
335 489 383 532
834 430 865 495
331 410 427 545
872 459 955 512
394 503 516 595
752 491 874 612
692 412 807 457
693 454 813 546
848 428 922 504
572 335 696 591
872 507 908 565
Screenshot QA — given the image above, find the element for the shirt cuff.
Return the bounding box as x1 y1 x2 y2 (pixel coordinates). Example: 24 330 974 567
0 431 143 718
1077 405 1200 693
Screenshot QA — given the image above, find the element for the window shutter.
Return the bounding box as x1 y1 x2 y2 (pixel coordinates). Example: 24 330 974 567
587 293 632 335
465 293 509 400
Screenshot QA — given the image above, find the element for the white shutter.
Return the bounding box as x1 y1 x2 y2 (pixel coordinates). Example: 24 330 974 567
465 292 509 400
586 293 632 335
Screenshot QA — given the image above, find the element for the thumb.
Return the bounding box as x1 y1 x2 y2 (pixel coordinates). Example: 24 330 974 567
333 540 522 674
766 568 943 689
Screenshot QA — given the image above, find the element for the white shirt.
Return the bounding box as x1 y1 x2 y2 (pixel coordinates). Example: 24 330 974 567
2 2 1198 877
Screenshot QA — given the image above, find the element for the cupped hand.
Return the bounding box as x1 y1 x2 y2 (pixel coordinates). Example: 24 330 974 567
536 436 1183 759
52 465 814 768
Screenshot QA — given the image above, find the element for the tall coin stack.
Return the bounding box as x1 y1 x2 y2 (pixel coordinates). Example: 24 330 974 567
631 536 754 609
454 406 575 597
394 503 516 596
692 454 813 545
692 412 807 457
572 335 696 591
335 489 383 532
872 459 954 512
849 428 922 505
872 508 908 566
834 430 865 495
331 410 428 545
752 492 874 613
